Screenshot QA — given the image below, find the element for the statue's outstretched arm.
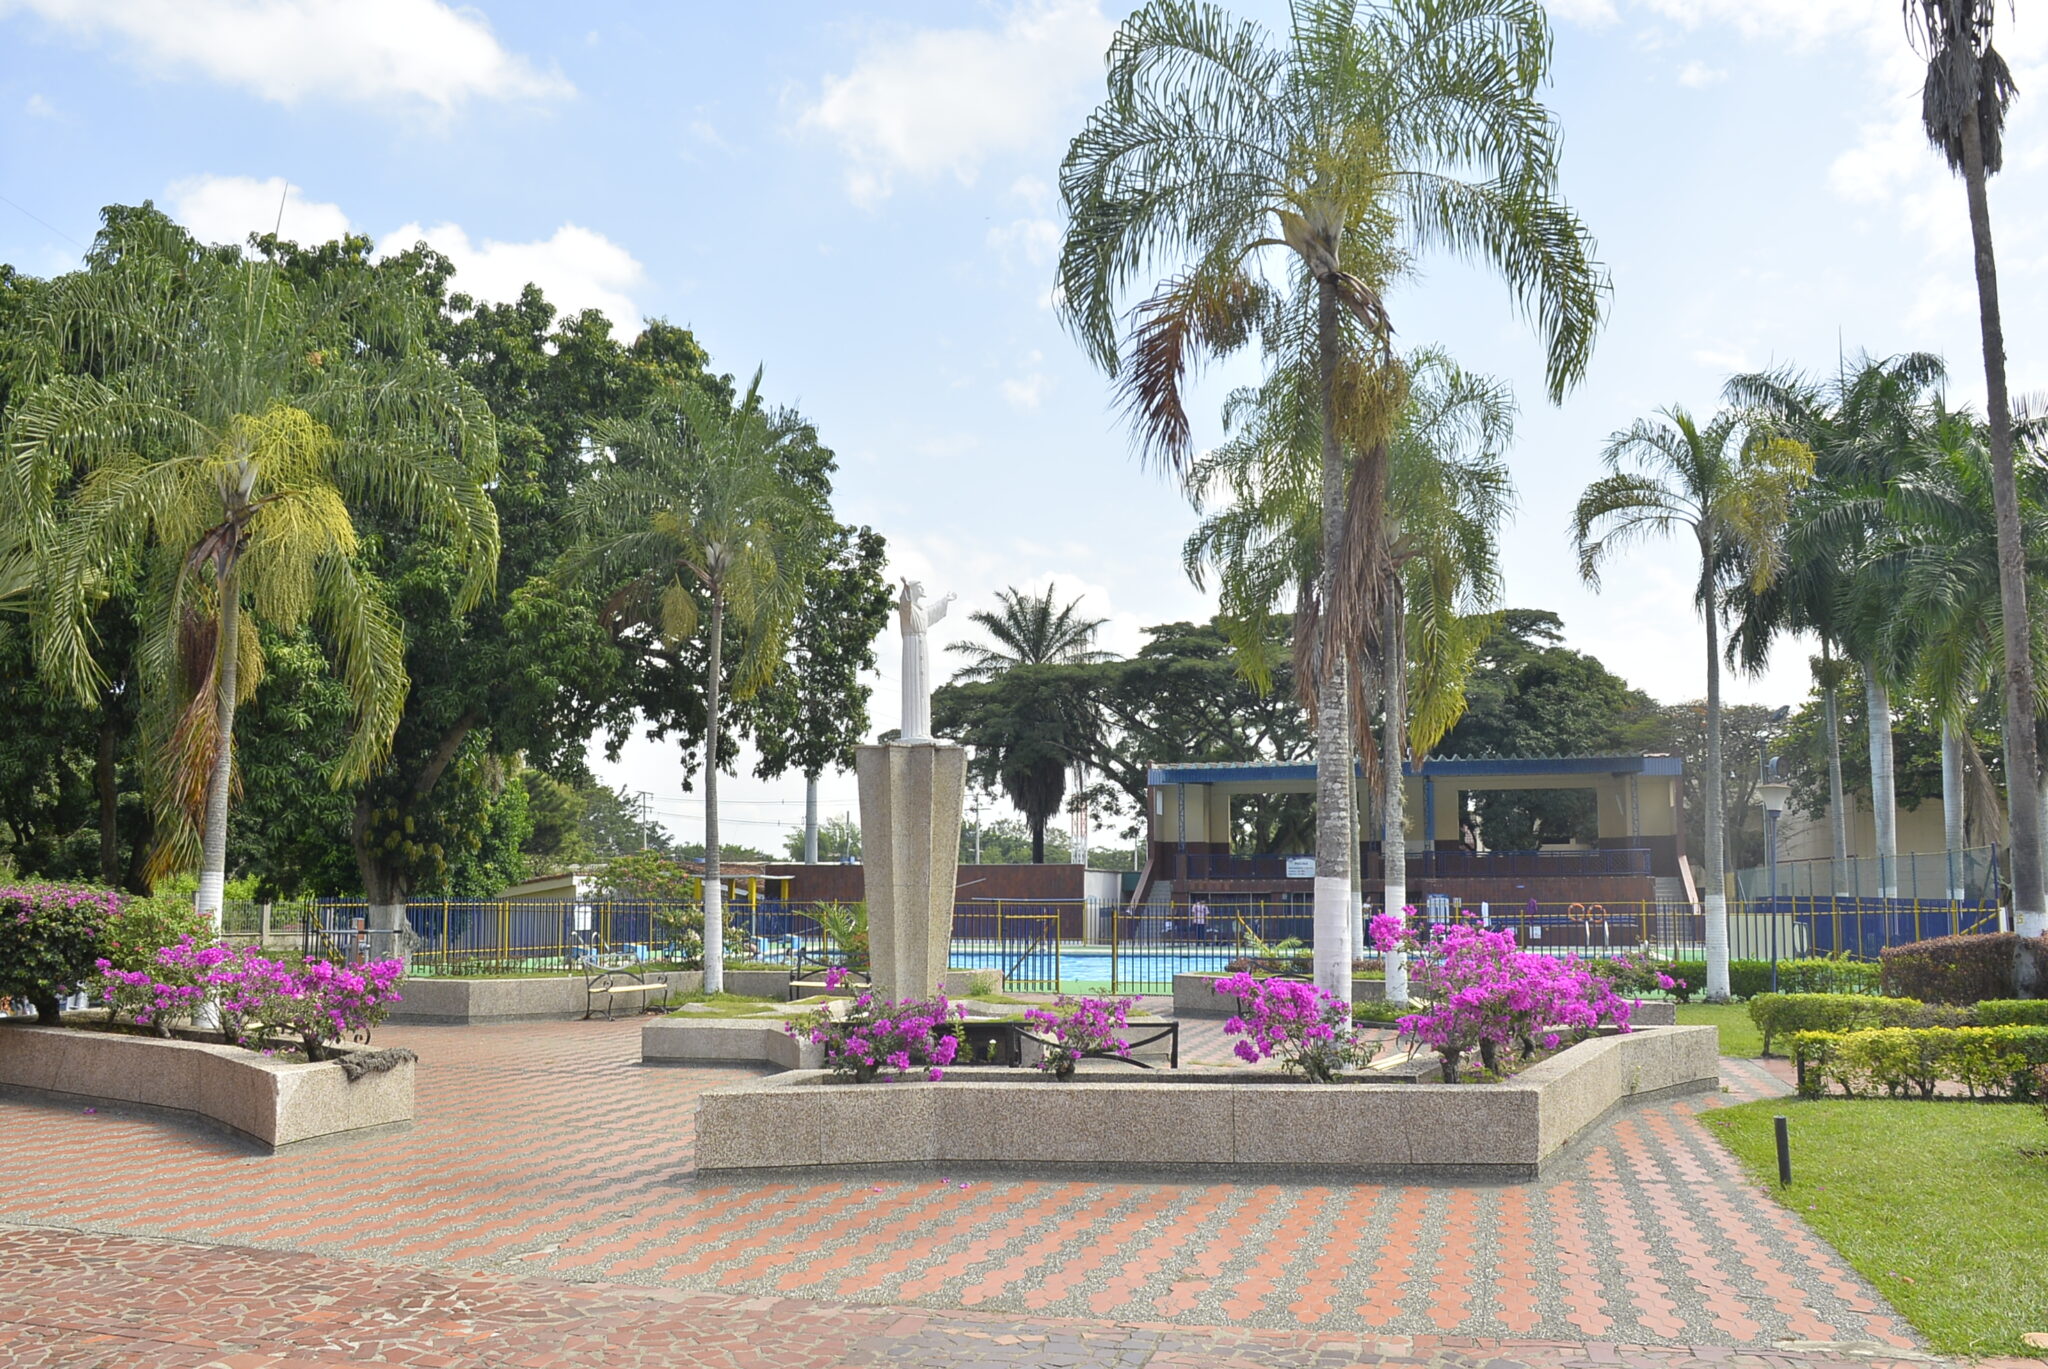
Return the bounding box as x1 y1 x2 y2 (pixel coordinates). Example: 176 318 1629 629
928 592 956 626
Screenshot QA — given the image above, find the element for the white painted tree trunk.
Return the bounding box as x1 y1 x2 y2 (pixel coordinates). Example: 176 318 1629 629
1700 581 1730 1003
192 564 242 1030
1309 271 1352 1003
804 774 819 864
1865 672 1899 899
367 902 409 967
1941 718 1965 902
702 594 726 995
1381 594 1409 1006
1824 680 1850 896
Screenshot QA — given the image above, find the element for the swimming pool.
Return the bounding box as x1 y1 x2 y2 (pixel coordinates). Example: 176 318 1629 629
946 943 1246 990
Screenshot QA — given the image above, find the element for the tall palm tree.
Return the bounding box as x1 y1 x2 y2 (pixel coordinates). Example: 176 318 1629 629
1726 353 1946 900
1572 408 1811 1001
1187 347 1514 1003
946 586 1112 864
947 586 1114 679
1058 0 1604 996
1903 0 2043 940
14 217 499 935
569 372 825 993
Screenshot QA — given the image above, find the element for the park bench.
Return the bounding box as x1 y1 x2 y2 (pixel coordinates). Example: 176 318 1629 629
786 947 870 1001
574 935 671 1020
1011 1019 1180 1070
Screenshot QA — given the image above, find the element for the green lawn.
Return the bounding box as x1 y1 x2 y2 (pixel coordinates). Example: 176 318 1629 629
1703 1098 2048 1358
1676 1001 1763 1057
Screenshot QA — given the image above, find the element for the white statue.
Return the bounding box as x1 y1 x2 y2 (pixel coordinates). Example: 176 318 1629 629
897 578 955 742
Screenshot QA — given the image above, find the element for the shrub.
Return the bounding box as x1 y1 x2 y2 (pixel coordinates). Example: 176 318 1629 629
1746 992 1930 1056
1022 995 1135 1079
1215 972 1378 1082
788 987 963 1082
1395 926 1635 1082
1598 951 1687 999
1881 932 2048 1004
0 884 121 1023
1774 957 1883 995
1352 1000 1408 1025
1977 999 2048 1027
1792 1024 2048 1100
92 941 404 1061
95 895 215 976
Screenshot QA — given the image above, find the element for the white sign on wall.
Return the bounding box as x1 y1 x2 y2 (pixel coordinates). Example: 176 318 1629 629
1285 857 1316 879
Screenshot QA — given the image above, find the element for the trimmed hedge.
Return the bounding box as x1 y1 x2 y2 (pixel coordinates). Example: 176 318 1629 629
1880 932 2048 1004
1975 999 2048 1026
1665 957 1877 1002
1745 992 1957 1055
1791 1025 2048 1100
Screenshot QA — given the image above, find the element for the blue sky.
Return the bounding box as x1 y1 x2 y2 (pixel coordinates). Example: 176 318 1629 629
5 0 2047 853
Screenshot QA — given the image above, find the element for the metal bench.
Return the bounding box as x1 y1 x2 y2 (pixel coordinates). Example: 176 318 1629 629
1011 1019 1180 1069
575 935 671 1020
786 947 870 1001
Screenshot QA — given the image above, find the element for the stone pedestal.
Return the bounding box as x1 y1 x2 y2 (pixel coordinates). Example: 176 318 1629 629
856 741 967 1001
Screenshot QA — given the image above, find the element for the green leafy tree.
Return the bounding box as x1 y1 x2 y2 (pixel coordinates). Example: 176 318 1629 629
1901 0 2045 941
1572 407 1811 1001
946 586 1114 680
568 372 826 991
784 813 861 862
13 208 499 939
1057 0 1605 994
746 525 891 861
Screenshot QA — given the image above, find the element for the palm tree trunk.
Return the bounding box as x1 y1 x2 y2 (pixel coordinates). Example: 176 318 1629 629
1822 654 1850 898
194 567 239 935
1960 106 2046 943
702 591 726 994
1382 591 1409 1005
1865 671 1899 899
1030 815 1046 864
804 774 819 863
1311 271 1354 1001
1940 717 1965 903
1700 577 1731 1002
96 707 120 888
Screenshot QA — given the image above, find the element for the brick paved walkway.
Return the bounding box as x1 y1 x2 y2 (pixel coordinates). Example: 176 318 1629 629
0 1019 1925 1368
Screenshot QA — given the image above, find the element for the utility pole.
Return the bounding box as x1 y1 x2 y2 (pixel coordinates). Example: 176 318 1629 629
970 793 983 864
636 791 652 853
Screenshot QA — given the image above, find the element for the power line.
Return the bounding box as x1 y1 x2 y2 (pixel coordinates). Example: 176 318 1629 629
0 191 84 248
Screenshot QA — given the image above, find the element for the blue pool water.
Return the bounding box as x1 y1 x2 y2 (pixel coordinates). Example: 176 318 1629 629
945 944 1242 986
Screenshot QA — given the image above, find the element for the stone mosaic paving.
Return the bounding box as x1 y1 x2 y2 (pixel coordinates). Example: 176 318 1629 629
0 1016 1924 1368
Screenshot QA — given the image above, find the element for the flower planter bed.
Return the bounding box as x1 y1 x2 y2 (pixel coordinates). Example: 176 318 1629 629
693 1024 1717 1180
0 1023 413 1151
1171 972 1383 1016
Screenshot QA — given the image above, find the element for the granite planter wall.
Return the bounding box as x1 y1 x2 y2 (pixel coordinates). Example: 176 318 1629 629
642 1018 823 1070
1171 972 1385 1016
388 971 707 1024
0 1024 413 1151
695 1024 1717 1181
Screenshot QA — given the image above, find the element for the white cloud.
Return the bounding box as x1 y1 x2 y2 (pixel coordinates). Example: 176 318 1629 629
166 174 353 248
1829 113 1927 204
1631 0 1885 43
1546 0 1619 22
1691 344 1752 372
9 0 570 109
1676 60 1726 87
1000 372 1049 410
158 175 647 330
1906 273 1974 328
23 93 55 117
987 216 1061 268
383 221 647 331
798 0 1113 205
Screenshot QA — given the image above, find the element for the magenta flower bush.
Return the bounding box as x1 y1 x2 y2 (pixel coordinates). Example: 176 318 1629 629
0 884 121 1023
789 986 964 1083
1397 925 1635 1081
1023 995 1136 1079
1214 972 1379 1083
91 938 403 1061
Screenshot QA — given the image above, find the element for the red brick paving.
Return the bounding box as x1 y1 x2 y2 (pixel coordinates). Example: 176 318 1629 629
0 1016 1929 1367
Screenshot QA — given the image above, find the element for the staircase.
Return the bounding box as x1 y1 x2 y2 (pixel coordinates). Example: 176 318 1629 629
1651 876 1693 947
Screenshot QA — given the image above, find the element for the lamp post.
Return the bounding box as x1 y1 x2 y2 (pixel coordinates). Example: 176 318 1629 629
1757 779 1792 994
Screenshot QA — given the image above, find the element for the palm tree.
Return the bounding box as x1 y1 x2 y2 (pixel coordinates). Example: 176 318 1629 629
1058 0 1605 996
1187 348 1514 1003
1572 408 1811 1002
1726 353 1947 901
1902 1 2043 940
947 586 1114 679
946 586 1112 864
569 372 825 993
14 216 499 936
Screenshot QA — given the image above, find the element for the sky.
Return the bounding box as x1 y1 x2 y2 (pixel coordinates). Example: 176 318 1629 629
5 0 2048 855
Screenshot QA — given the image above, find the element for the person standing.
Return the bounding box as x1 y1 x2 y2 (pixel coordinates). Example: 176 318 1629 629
1189 898 1210 943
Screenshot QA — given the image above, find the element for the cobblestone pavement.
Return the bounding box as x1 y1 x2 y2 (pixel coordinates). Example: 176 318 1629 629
0 1018 1925 1368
